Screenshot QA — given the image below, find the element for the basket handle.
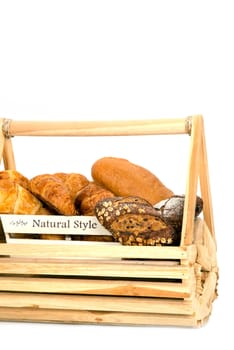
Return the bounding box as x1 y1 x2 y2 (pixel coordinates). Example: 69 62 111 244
180 115 215 245
0 119 16 170
0 119 5 163
3 118 191 137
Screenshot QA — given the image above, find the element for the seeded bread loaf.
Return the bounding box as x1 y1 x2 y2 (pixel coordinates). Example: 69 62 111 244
95 196 176 246
91 157 174 205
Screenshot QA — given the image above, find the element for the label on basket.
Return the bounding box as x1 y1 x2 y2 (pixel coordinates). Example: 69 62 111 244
0 214 111 236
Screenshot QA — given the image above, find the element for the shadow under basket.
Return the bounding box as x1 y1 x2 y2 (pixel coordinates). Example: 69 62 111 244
0 115 218 327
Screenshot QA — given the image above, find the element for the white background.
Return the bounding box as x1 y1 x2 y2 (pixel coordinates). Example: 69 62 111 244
0 1 233 349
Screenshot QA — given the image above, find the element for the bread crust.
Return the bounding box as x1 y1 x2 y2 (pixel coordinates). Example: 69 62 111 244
0 180 46 214
30 174 76 215
154 195 203 232
95 196 176 246
0 170 30 190
54 172 89 201
75 182 114 216
91 157 174 205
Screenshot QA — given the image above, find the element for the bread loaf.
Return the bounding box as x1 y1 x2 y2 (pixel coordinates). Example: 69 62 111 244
95 196 176 246
79 235 115 242
40 234 66 240
91 157 174 205
154 195 203 232
30 174 76 215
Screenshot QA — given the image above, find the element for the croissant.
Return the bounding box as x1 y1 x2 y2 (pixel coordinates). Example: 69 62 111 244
30 174 77 215
75 182 114 216
54 172 89 201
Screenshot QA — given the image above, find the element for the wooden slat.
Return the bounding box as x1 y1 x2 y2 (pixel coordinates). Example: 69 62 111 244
0 258 189 279
181 115 202 245
0 243 187 259
199 117 216 240
0 307 198 327
0 119 5 165
0 276 191 298
6 118 190 137
0 292 193 315
3 137 16 170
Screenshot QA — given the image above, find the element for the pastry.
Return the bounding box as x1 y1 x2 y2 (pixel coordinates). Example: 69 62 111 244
78 235 115 242
75 182 114 216
54 172 89 201
0 179 48 214
0 170 30 190
40 234 66 240
30 174 76 215
91 157 174 205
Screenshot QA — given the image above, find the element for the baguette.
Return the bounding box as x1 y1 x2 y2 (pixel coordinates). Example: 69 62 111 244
91 157 174 205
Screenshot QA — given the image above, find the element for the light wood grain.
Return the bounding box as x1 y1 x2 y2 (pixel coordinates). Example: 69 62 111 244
0 276 191 298
0 115 218 327
0 307 198 326
0 119 5 165
194 271 217 321
0 292 193 314
181 115 203 245
199 117 216 239
193 219 217 272
6 118 189 137
0 242 187 259
0 257 189 279
2 137 16 170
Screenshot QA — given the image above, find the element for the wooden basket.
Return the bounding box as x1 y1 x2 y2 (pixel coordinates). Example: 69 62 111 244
0 115 218 327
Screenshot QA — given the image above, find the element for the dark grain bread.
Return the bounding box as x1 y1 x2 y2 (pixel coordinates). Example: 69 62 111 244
154 195 203 232
95 196 176 246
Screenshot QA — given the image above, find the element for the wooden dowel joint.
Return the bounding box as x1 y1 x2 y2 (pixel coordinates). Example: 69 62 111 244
185 116 192 135
2 118 12 139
